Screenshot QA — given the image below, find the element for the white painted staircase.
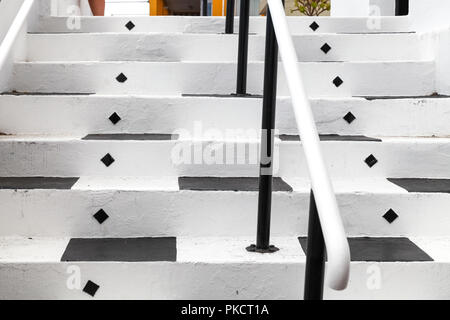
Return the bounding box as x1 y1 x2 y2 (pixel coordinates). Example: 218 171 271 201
1 12 450 300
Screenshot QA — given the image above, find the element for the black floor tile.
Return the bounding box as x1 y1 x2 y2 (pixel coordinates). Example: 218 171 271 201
178 177 293 192
279 134 381 142
388 178 450 194
182 93 263 99
82 134 178 141
298 237 433 262
0 177 79 189
61 237 176 262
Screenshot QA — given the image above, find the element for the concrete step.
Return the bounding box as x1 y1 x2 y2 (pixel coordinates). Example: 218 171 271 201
26 32 432 62
0 135 449 178
0 177 449 238
9 61 434 97
0 236 447 299
1 95 449 137
32 16 413 34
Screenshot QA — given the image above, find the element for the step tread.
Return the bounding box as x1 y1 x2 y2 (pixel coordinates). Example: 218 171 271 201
0 177 444 194
0 237 448 263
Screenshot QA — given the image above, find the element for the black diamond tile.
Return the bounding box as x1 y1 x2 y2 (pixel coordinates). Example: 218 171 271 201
333 76 344 87
93 209 109 224
101 153 115 167
83 280 99 297
364 154 378 168
125 21 135 31
108 112 121 125
309 21 319 31
321 43 331 54
343 112 356 124
383 209 399 223
116 73 127 83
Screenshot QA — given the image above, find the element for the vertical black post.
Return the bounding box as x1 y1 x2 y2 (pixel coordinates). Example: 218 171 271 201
201 0 208 16
246 4 281 254
395 0 409 16
225 0 235 34
303 191 326 300
236 0 250 95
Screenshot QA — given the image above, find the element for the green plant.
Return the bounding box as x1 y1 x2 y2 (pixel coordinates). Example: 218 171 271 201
291 0 331 16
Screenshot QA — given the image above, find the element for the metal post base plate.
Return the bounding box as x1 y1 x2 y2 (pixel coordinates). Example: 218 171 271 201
246 244 280 253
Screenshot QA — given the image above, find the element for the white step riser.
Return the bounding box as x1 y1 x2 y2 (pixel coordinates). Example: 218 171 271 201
26 33 431 62
0 190 449 237
1 96 449 137
32 16 413 34
0 262 447 299
0 139 449 178
10 61 435 97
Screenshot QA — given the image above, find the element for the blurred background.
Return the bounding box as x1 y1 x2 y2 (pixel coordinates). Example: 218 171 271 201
103 0 331 17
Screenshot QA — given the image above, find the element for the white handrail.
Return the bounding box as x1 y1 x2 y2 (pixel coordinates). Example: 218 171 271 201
267 0 350 290
0 0 35 72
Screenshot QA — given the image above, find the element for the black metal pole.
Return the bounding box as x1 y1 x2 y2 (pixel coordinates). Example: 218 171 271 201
201 0 208 16
246 5 280 254
236 0 250 95
395 0 409 16
225 0 235 34
303 191 326 300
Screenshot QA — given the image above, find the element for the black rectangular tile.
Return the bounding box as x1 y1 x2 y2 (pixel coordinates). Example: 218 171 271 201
82 134 178 141
298 237 433 262
178 177 293 192
388 178 450 194
359 93 450 101
0 177 79 190
279 134 381 142
182 93 263 99
61 237 176 262
1 92 94 96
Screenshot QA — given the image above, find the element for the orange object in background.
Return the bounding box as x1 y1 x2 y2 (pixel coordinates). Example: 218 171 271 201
212 0 226 16
150 0 169 15
150 0 228 16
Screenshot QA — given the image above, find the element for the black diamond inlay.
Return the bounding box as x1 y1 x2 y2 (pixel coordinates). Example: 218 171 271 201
309 21 319 31
125 21 135 31
93 209 109 224
343 112 356 124
321 43 331 54
365 154 378 168
83 280 99 297
333 76 344 87
116 73 127 83
101 153 115 167
109 112 121 125
383 209 399 224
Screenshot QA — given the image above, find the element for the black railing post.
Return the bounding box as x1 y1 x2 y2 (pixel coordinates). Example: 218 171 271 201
236 0 250 95
395 0 409 16
303 191 326 300
225 0 235 34
201 0 208 16
247 3 282 254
